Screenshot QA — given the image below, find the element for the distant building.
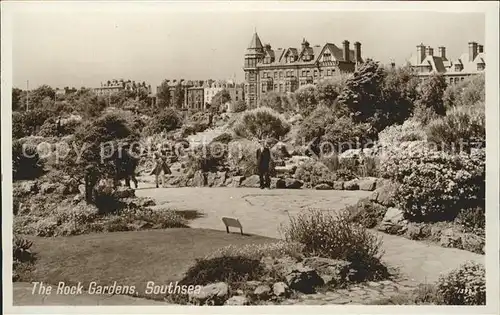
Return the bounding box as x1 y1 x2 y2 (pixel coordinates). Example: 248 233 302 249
243 32 363 108
407 42 485 84
94 79 152 96
155 79 244 111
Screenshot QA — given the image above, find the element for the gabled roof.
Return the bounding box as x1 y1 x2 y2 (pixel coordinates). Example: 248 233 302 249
246 33 264 55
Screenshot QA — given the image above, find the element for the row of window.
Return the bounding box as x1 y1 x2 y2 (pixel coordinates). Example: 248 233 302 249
259 68 336 80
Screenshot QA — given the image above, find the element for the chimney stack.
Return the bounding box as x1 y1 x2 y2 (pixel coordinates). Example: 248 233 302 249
468 42 478 62
438 46 446 60
425 46 434 56
354 41 362 64
478 44 484 53
416 43 426 64
342 40 350 62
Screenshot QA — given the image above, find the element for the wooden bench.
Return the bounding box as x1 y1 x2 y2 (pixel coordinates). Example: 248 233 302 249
222 217 243 235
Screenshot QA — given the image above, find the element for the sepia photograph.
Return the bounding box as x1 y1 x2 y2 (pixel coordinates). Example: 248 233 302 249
1 1 499 313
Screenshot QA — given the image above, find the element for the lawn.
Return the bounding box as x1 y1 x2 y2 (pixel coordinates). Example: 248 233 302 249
21 228 276 300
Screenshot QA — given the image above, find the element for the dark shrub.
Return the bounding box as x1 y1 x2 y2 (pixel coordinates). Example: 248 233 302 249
144 108 182 135
180 256 265 285
294 160 335 187
454 206 485 235
12 140 44 180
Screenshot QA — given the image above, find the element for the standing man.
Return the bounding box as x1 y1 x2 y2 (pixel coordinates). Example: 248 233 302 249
84 164 99 204
150 151 171 188
256 139 272 189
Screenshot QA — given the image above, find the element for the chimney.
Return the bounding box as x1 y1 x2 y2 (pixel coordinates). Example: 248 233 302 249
416 43 426 64
342 40 350 62
425 46 434 56
478 44 484 53
354 41 361 64
438 46 446 60
468 42 478 61
301 38 307 50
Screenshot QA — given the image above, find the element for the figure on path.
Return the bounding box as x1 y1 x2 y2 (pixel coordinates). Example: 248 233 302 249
150 151 171 188
114 144 139 189
84 164 99 204
256 139 272 189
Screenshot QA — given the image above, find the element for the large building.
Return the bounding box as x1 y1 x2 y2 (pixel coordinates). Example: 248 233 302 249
243 32 363 108
204 80 244 105
407 41 485 85
94 79 152 96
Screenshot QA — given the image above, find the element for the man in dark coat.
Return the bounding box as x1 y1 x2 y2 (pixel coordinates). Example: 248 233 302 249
256 139 272 189
84 164 99 204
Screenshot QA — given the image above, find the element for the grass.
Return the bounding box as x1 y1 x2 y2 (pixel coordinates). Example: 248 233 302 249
21 228 276 300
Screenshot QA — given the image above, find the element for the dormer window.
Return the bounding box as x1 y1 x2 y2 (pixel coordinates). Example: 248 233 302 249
323 53 331 62
477 63 485 71
454 64 463 72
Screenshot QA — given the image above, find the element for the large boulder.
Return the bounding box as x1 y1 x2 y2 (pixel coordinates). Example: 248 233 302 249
188 282 229 306
224 295 250 306
20 181 39 194
40 182 57 194
370 181 398 207
271 178 286 189
358 177 377 191
253 285 272 300
206 172 217 187
461 233 485 254
314 183 332 190
284 263 324 294
378 207 406 234
214 171 227 187
241 175 260 188
272 282 291 298
285 178 303 189
275 165 297 177
225 176 245 188
333 181 344 190
344 180 359 190
302 257 352 286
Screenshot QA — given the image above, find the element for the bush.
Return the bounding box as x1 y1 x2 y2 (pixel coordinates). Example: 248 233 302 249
346 199 387 229
144 108 182 135
12 140 44 180
443 74 485 109
13 236 35 263
211 132 233 144
322 116 376 153
294 160 335 187
233 107 290 140
416 73 447 117
316 74 352 108
259 91 293 113
426 105 485 153
454 206 485 235
380 146 485 222
282 209 387 281
231 100 247 113
378 119 426 147
296 106 336 147
205 241 304 260
186 144 227 173
436 261 485 305
180 256 265 285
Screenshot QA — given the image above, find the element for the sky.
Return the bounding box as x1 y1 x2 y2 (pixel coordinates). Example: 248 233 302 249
9 4 485 90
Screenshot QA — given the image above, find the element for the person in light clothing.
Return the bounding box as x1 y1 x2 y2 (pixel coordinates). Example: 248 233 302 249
150 151 171 188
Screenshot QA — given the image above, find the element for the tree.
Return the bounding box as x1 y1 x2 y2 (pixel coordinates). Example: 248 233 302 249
12 88 23 111
27 85 56 110
233 107 290 140
173 84 185 109
316 73 352 108
259 91 292 113
232 100 247 113
144 108 182 135
157 80 171 108
294 84 319 116
210 89 231 112
416 73 447 116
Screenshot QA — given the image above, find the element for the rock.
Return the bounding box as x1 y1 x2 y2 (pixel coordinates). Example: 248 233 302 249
460 233 484 253
206 172 217 187
358 178 377 191
378 207 406 233
314 183 332 190
214 172 227 187
245 280 263 289
241 175 261 188
288 155 313 166
275 164 297 177
273 178 286 189
78 184 86 195
372 182 398 207
192 171 205 187
333 181 344 190
227 176 245 188
406 223 424 240
188 282 229 306
369 191 379 202
285 263 324 294
302 257 352 286
253 285 272 300
225 295 250 306
63 178 80 195
20 181 39 194
285 178 303 189
439 228 462 248
113 187 135 199
344 180 359 190
72 194 83 204
40 183 57 194
272 282 290 297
